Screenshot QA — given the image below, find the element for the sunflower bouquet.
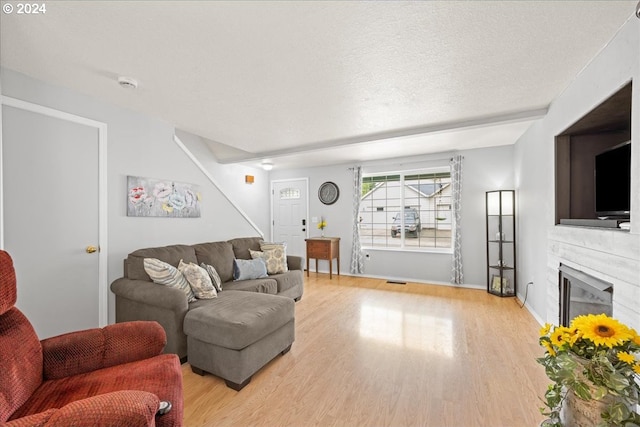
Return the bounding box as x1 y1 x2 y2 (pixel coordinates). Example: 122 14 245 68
538 314 640 427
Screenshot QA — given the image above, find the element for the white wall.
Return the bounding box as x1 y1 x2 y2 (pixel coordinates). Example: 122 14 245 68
269 163 353 271
270 145 515 287
1 68 267 324
513 119 549 321
514 15 640 327
175 129 270 235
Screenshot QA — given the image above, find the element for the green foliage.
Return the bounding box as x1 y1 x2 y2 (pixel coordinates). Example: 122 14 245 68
361 182 376 196
537 316 640 426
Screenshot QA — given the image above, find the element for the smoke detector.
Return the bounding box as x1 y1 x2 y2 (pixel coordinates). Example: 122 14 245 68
117 76 138 89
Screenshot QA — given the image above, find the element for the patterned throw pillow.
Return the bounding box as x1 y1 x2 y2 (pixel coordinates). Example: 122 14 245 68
178 260 217 299
201 263 223 292
233 258 268 281
258 242 288 274
143 258 196 303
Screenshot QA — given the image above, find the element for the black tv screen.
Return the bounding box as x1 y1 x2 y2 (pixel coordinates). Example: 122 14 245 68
594 141 631 217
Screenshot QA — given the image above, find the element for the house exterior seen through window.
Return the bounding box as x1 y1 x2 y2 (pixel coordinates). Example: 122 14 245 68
360 170 452 250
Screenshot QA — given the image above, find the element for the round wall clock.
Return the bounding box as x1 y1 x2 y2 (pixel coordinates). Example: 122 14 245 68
318 181 340 205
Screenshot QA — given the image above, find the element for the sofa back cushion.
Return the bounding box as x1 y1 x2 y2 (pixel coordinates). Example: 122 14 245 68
192 242 235 283
125 245 197 281
227 237 262 260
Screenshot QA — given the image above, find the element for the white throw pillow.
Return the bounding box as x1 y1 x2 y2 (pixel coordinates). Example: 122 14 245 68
178 260 217 299
143 258 196 302
258 241 288 274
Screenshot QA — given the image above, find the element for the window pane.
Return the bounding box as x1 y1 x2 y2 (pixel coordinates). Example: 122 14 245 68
280 188 300 200
361 169 452 250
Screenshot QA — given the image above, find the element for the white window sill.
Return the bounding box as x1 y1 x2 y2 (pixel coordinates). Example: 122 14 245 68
361 246 453 255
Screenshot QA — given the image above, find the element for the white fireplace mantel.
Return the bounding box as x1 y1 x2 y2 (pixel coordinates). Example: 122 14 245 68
547 225 640 330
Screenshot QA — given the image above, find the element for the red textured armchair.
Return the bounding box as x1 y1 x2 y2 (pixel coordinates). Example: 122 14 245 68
0 250 183 426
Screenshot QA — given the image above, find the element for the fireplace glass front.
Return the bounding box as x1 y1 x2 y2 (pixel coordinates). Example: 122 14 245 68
559 264 613 326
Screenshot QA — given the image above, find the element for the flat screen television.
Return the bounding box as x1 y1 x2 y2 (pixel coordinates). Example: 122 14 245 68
594 141 631 218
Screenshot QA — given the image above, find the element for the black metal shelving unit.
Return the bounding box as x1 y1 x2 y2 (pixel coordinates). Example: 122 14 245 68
486 190 516 297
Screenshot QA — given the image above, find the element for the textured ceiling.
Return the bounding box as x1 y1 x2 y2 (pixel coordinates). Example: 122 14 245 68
1 1 637 169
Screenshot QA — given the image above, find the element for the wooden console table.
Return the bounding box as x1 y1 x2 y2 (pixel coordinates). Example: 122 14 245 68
305 237 340 279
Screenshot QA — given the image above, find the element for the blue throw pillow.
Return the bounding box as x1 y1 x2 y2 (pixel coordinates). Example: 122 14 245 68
233 258 268 281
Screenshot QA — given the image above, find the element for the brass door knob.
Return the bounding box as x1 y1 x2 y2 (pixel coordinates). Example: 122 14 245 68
86 246 98 254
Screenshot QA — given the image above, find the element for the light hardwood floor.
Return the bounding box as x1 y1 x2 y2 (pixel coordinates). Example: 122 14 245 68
182 274 549 427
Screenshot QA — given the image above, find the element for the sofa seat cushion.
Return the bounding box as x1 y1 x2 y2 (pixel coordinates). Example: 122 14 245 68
126 244 197 281
184 291 294 350
222 278 277 294
9 354 182 425
192 242 235 283
269 270 304 294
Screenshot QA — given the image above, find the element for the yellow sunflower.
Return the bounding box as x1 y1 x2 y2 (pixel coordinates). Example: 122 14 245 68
568 328 582 345
542 340 556 357
618 351 635 364
634 364 640 375
539 323 551 337
550 326 571 347
571 314 633 348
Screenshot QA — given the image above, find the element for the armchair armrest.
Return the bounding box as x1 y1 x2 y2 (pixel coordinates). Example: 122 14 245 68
5 391 159 427
3 410 57 427
42 321 166 380
287 255 303 271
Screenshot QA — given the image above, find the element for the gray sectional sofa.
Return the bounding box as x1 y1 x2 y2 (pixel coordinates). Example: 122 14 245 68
110 237 303 362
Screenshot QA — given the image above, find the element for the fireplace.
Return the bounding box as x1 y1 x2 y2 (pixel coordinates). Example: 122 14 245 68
559 264 613 326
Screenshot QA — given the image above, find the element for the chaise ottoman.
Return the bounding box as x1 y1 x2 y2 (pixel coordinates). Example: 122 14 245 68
184 290 295 391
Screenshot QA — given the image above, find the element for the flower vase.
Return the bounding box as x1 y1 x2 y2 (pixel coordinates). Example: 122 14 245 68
561 388 614 427
321 230 325 237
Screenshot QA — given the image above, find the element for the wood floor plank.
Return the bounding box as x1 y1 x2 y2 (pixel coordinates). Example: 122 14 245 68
182 274 549 426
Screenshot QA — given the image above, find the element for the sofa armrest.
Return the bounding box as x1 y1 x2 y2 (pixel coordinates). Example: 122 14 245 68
110 277 190 359
287 255 304 271
41 321 166 380
111 278 189 311
5 391 159 427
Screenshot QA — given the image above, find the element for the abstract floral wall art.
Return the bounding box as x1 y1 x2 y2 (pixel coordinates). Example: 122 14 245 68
127 176 201 217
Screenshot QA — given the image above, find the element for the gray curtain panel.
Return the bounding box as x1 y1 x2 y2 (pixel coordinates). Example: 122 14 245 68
350 166 364 274
450 155 464 284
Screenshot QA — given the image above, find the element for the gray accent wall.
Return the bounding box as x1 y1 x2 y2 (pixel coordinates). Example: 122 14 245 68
1 68 268 324
270 145 515 287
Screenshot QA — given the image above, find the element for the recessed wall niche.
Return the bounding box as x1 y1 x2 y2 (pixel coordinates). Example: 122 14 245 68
555 82 632 224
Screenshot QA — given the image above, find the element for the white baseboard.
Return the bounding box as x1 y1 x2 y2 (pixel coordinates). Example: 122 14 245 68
307 269 546 325
305 269 484 290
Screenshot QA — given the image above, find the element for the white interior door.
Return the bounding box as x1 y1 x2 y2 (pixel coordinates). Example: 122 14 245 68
272 179 308 258
1 102 105 339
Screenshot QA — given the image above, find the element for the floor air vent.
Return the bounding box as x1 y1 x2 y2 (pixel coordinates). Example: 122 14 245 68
386 280 406 285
